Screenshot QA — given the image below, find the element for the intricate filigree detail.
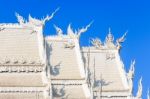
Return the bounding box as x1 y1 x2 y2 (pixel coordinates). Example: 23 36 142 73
0 57 43 65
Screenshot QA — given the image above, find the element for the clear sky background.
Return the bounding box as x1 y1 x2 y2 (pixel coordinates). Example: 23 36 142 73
0 0 149 98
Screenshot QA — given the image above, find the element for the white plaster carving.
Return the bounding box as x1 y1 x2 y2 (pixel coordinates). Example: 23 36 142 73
15 12 25 24
116 31 127 50
105 28 115 49
0 66 43 73
54 24 63 36
41 8 59 25
64 40 75 49
106 53 115 60
91 38 103 49
127 60 135 95
0 57 43 65
67 21 93 39
136 77 143 99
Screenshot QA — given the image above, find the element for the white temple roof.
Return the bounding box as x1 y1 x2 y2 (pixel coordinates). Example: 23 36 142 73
0 27 44 65
46 36 85 80
82 47 129 92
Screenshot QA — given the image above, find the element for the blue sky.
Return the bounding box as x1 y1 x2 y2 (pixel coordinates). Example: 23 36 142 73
0 0 150 98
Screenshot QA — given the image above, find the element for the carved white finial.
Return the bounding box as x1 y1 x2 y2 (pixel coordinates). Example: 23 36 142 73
129 60 135 77
118 31 127 43
54 24 63 36
127 60 135 94
15 12 25 24
77 21 93 38
136 77 143 99
28 14 42 26
67 21 93 39
116 31 127 50
42 8 60 25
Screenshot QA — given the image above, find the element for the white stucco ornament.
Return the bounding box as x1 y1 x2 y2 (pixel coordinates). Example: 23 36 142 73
105 28 116 48
15 12 25 24
136 77 143 99
91 38 103 49
15 8 59 27
116 31 127 50
67 21 93 39
127 60 135 94
54 24 63 37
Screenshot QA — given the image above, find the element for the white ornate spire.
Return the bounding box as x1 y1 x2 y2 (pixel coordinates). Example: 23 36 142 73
15 12 25 24
136 77 143 99
107 28 114 42
105 28 115 48
54 24 63 36
127 60 135 95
